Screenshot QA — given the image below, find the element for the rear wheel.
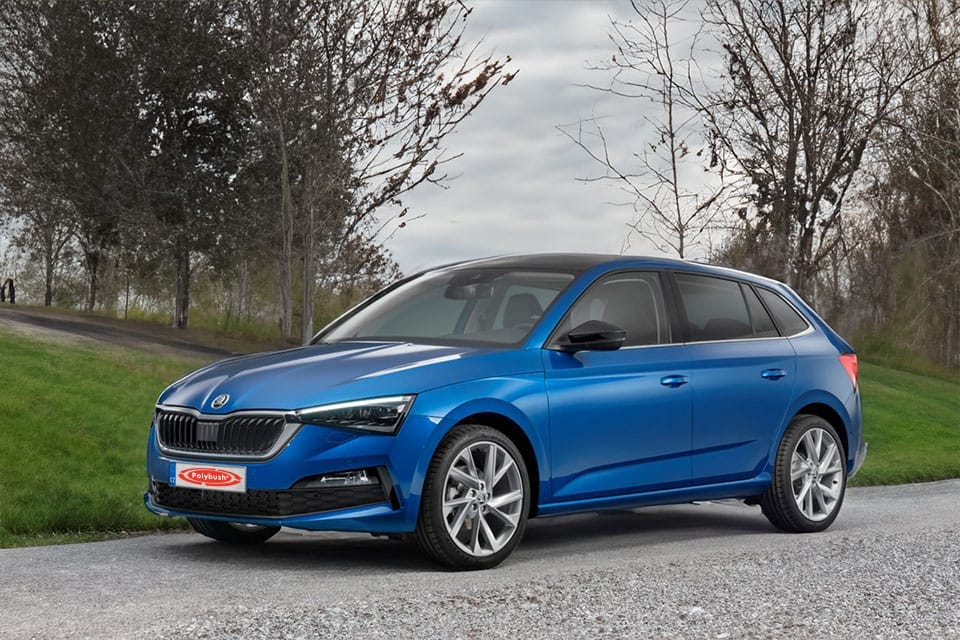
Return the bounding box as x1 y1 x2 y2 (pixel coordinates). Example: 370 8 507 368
187 518 280 544
761 414 847 532
414 425 530 570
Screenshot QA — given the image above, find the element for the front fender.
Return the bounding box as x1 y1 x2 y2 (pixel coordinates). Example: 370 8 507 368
403 373 551 516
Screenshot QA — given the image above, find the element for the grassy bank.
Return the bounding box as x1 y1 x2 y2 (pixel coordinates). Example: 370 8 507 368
0 330 199 546
852 361 960 486
0 328 957 546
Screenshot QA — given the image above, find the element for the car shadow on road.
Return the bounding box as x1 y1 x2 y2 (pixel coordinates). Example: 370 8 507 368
163 532 427 573
157 501 775 572
520 502 775 553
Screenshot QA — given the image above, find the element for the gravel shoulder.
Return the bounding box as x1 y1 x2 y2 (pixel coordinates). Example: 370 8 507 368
1 480 957 639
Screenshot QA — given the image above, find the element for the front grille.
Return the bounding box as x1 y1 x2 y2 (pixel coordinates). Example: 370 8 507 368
156 410 286 456
150 482 386 517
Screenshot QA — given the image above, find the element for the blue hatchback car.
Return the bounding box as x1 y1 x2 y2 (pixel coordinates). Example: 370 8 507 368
146 254 865 569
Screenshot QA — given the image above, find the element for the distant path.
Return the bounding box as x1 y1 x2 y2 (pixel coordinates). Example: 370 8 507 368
1 480 957 639
0 304 239 359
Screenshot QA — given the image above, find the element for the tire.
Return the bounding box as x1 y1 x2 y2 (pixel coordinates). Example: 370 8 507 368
760 414 847 533
414 424 530 570
187 518 280 544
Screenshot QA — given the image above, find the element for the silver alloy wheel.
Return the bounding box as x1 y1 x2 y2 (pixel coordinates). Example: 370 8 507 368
790 427 844 521
442 440 524 557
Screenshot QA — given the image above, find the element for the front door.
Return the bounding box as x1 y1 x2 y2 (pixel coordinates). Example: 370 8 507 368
543 271 692 502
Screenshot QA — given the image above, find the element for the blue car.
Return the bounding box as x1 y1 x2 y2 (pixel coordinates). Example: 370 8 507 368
145 254 865 569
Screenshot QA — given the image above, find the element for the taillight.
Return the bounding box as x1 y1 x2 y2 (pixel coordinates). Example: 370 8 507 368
839 353 858 389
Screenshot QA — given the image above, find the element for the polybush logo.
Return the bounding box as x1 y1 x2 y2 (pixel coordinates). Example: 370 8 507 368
178 467 243 488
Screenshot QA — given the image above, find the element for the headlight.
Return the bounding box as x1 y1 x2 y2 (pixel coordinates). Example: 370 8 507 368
294 395 415 434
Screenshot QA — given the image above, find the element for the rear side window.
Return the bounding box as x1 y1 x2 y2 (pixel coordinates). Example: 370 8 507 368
742 285 779 337
554 271 671 347
675 273 753 341
757 288 810 336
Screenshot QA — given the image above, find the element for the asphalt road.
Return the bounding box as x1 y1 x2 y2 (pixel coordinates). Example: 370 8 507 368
1 480 957 639
0 305 236 359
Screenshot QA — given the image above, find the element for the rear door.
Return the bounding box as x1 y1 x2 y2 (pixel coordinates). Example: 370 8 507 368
671 272 797 485
543 271 692 501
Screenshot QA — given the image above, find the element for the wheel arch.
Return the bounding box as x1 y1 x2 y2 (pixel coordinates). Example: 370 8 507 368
795 402 849 459
454 411 542 518
779 387 857 471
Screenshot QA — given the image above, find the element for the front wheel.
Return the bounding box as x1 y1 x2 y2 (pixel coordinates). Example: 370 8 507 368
761 414 847 532
414 425 530 570
187 518 280 544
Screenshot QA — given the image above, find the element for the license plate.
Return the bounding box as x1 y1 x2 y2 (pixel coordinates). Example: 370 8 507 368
172 463 247 493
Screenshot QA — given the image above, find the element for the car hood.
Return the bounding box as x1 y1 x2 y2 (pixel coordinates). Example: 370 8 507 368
158 341 540 414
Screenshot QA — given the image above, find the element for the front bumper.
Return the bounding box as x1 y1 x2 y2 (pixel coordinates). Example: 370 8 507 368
144 413 439 534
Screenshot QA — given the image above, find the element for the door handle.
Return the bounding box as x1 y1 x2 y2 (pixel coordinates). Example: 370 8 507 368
660 375 689 388
761 368 787 381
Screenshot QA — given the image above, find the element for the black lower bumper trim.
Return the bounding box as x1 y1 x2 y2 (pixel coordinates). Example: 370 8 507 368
150 481 387 517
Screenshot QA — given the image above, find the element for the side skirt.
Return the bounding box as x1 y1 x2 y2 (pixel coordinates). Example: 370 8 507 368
535 474 772 517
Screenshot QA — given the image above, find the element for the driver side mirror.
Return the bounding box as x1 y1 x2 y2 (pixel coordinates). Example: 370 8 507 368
558 320 626 352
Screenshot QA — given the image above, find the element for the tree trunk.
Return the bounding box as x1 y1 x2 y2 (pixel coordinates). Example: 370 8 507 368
44 266 53 306
946 290 958 369
301 199 315 343
278 123 295 341
173 233 190 329
123 267 131 321
43 248 54 307
84 250 100 312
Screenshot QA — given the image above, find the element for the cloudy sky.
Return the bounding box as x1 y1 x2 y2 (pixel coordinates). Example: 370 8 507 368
382 0 671 274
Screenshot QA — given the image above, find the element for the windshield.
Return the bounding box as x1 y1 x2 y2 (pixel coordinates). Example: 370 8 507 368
319 268 577 346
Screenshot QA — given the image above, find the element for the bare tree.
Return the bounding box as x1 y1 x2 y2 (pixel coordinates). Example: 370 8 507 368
564 0 724 258
0 175 75 306
241 0 516 342
701 0 955 297
0 0 512 333
0 0 137 312
856 0 960 367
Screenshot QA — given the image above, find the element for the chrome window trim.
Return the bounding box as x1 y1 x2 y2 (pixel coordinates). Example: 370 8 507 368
154 404 302 461
785 324 814 339
552 325 813 352
681 324 813 346
617 342 687 351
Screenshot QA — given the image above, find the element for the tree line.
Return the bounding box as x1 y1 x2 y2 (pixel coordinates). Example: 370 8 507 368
568 0 959 368
0 0 514 342
1 0 956 368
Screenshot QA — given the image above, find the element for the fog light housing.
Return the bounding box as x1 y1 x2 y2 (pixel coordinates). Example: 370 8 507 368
293 468 380 489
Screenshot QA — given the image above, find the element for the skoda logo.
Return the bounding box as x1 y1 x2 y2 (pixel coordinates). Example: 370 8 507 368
211 394 230 410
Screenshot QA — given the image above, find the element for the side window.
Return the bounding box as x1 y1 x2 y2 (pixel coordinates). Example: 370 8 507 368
675 273 753 341
757 288 810 336
742 284 780 337
555 272 671 347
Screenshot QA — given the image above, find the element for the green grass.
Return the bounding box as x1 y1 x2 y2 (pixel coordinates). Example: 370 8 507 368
854 332 960 383
0 327 956 547
851 361 960 486
0 329 199 547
